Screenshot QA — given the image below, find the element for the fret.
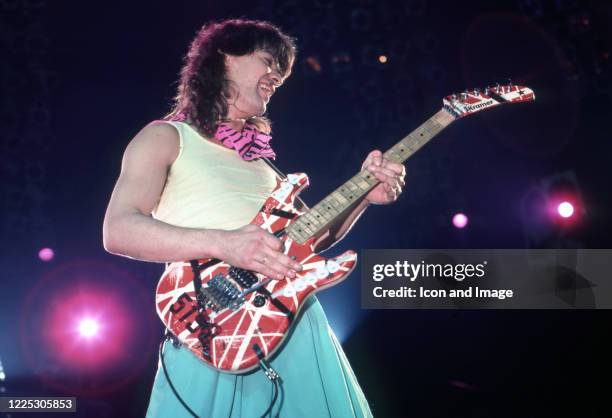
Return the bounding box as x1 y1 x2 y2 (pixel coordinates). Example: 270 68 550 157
319 197 340 214
349 179 368 195
415 131 429 145
353 174 372 191
308 208 328 224
421 124 432 137
328 194 343 208
342 181 362 203
324 192 342 207
288 224 309 243
426 119 439 132
295 218 315 235
402 136 418 150
361 170 377 185
426 119 438 131
417 127 430 138
315 202 333 218
303 220 318 236
402 136 420 154
313 206 333 222
424 126 438 139
384 148 402 164
333 192 349 204
336 185 354 201
423 120 435 133
359 172 377 187
394 144 416 161
428 120 443 135
306 210 321 224
331 192 352 209
433 108 456 127
396 140 412 159
302 212 321 230
344 180 359 192
348 176 366 191
404 138 418 151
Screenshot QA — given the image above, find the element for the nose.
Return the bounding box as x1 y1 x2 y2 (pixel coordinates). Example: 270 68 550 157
268 71 282 89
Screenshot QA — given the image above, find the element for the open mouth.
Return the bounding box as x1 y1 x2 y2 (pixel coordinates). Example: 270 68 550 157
259 84 273 101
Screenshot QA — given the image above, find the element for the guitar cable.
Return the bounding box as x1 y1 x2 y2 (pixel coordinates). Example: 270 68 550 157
159 334 283 418
253 342 282 418
159 334 199 418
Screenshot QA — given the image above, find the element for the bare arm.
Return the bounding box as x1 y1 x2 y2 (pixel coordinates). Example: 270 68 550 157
102 122 302 278
103 122 212 261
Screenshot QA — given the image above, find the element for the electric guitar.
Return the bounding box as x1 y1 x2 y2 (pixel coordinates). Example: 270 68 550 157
155 83 536 373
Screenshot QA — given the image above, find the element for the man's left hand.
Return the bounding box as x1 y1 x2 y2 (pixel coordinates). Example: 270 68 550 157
361 150 406 205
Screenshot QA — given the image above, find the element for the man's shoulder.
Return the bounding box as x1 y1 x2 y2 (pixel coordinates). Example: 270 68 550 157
125 120 181 165
141 120 182 138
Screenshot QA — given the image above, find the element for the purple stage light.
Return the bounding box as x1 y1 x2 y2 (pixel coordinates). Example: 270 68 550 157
38 248 54 261
452 213 468 228
557 201 574 218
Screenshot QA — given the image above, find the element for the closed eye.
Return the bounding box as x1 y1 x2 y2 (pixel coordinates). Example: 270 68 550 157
260 54 272 66
261 54 279 71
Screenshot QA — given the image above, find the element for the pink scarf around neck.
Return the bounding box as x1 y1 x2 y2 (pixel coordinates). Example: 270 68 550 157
214 122 276 161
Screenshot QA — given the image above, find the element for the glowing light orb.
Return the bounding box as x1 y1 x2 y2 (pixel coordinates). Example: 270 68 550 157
557 201 574 218
38 248 54 261
78 318 99 338
452 213 468 228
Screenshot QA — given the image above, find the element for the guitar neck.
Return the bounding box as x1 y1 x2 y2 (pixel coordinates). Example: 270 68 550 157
286 109 456 244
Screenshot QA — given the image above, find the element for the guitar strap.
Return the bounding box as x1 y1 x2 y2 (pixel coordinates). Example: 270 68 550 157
261 157 287 180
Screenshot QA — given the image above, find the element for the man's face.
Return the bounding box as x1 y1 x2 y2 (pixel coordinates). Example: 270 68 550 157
224 49 284 118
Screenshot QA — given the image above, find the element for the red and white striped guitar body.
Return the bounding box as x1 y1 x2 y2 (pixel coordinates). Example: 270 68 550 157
155 173 357 373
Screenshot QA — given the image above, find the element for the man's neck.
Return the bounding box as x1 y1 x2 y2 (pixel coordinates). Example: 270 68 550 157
220 118 247 131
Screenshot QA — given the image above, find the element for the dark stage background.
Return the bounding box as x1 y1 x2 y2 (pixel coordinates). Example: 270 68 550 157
1 0 611 417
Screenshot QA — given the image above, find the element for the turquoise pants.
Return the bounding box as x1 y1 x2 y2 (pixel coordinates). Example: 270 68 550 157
145 297 373 418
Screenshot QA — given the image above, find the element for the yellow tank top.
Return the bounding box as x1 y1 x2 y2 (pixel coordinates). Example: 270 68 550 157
152 121 278 230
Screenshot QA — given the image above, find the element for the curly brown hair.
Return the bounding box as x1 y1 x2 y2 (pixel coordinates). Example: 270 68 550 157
163 19 297 136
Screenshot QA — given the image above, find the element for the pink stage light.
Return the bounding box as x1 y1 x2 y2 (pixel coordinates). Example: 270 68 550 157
19 260 156 396
557 201 574 218
452 213 468 229
41 287 130 370
78 318 100 338
38 248 54 261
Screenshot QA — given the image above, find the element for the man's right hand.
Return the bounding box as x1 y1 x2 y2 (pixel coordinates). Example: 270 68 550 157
213 225 303 280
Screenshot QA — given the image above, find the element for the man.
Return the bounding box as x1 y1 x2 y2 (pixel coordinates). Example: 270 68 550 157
103 19 405 418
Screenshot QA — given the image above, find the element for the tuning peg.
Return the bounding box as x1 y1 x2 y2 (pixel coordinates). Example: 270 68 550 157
484 86 490 95
452 93 457 100
461 90 468 100
495 83 501 93
508 78 513 88
474 88 481 96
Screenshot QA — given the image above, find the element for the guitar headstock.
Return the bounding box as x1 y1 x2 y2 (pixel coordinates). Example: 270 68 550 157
443 82 535 119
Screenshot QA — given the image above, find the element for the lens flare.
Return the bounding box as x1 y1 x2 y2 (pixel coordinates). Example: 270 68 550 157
38 248 55 261
557 201 574 218
452 213 468 228
78 318 99 338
